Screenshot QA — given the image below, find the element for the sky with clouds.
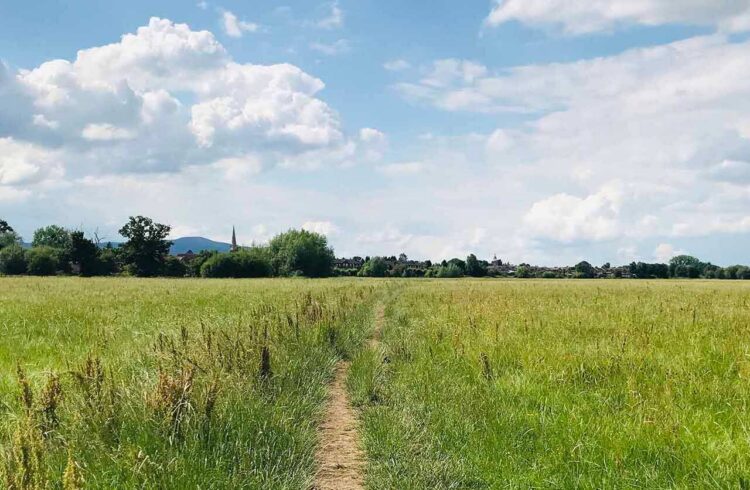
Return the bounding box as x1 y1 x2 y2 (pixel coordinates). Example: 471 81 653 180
1 0 750 265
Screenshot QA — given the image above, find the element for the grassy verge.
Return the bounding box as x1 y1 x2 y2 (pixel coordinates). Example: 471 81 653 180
0 277 382 488
349 279 750 488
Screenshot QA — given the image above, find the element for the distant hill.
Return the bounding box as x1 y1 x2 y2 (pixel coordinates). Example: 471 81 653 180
20 237 230 255
170 237 231 255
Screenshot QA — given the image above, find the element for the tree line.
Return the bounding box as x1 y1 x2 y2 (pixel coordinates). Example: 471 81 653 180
1 217 748 279
0 217 334 278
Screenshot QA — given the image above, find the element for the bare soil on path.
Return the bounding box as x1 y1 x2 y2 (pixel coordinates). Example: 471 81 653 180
312 304 385 490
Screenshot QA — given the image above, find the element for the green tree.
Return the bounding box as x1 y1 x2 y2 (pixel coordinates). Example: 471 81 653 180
436 263 464 278
574 261 595 278
68 231 99 276
118 216 172 277
161 256 188 277
515 265 531 278
25 246 59 276
465 254 487 277
0 244 27 275
0 219 21 250
32 225 71 249
268 229 334 277
201 248 273 278
359 257 389 277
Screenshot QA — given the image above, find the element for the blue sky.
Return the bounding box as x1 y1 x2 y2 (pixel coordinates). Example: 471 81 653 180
2 0 750 265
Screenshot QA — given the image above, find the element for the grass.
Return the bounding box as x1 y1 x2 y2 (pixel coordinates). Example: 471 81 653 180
349 279 750 489
0 277 383 488
4 277 750 488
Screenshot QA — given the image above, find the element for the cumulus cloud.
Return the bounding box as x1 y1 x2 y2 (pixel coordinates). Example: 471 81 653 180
0 17 358 186
654 243 688 262
221 10 260 38
523 185 623 243
486 0 750 34
0 137 62 186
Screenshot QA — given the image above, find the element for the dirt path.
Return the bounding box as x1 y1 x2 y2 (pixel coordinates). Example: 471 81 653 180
312 304 385 490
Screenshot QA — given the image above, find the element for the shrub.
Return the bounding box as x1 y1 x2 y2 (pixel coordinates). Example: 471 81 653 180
161 256 187 277
268 229 334 278
0 244 27 275
435 263 463 278
25 246 59 276
359 257 389 277
200 249 272 278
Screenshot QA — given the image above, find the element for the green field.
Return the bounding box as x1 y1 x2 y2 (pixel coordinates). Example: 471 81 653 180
2 278 750 488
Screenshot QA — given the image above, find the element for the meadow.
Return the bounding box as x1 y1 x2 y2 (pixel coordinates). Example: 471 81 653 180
2 278 750 488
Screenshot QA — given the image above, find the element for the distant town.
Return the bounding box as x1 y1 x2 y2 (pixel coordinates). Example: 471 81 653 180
1 217 748 279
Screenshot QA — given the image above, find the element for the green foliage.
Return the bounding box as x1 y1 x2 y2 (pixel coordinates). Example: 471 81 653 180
32 225 71 249
0 219 13 234
161 256 187 277
360 257 389 277
200 248 273 278
435 263 463 278
465 254 487 277
118 216 172 277
68 231 99 276
268 229 334 278
515 265 531 278
0 230 21 250
574 260 595 278
25 246 59 276
0 244 27 275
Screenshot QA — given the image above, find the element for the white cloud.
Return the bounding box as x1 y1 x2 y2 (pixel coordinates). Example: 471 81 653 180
310 39 350 56
317 2 344 29
81 123 135 141
654 243 688 262
523 185 623 242
486 0 750 34
0 17 357 181
383 59 411 72
302 220 339 236
0 137 62 186
221 10 260 38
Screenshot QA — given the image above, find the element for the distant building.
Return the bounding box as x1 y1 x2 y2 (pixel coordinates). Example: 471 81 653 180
177 250 196 262
230 226 238 253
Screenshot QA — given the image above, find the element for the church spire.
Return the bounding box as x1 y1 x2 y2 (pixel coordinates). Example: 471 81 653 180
231 226 238 252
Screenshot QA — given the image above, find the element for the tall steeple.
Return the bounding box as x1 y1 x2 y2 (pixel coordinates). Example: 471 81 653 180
231 226 238 252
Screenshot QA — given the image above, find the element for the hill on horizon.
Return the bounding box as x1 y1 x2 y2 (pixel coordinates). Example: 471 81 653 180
169 236 231 255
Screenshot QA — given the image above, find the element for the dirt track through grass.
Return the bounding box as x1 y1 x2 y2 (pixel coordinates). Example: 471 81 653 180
313 304 385 489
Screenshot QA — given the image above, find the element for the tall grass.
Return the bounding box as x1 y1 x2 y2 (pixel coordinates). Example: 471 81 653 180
350 279 750 488
0 277 382 488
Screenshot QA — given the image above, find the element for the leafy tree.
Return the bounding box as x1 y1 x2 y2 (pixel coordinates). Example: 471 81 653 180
32 225 71 249
0 244 27 275
0 220 13 234
118 216 172 277
161 256 188 278
268 229 334 278
515 265 531 278
201 248 273 278
359 257 389 277
25 247 59 276
0 219 21 250
574 261 595 278
465 254 487 277
436 263 463 278
669 255 705 278
96 246 120 276
68 231 100 276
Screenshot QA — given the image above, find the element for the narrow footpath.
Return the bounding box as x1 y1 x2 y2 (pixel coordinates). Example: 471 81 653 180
312 304 385 490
